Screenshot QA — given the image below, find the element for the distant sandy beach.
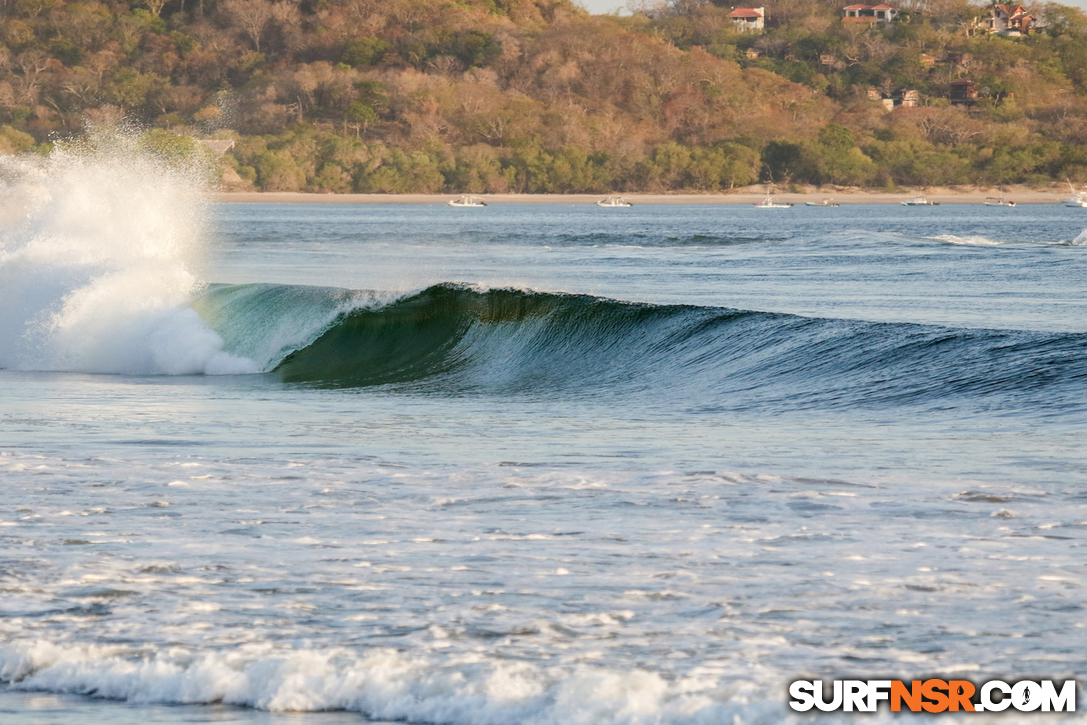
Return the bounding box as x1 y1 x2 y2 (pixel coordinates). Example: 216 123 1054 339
216 186 1074 205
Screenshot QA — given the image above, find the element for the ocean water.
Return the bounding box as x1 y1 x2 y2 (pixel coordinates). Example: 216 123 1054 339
2 145 1087 724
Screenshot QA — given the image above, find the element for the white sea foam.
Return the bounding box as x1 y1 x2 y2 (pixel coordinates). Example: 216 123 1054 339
939 231 1087 248
4 640 1082 723
0 640 777 725
0 128 256 375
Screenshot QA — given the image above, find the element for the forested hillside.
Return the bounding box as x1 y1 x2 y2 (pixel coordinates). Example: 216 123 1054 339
2 0 1086 192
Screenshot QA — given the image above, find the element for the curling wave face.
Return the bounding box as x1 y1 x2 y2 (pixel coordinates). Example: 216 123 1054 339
190 282 1087 417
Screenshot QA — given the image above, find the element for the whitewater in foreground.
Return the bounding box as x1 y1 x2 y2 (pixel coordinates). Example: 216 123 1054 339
2 135 1087 723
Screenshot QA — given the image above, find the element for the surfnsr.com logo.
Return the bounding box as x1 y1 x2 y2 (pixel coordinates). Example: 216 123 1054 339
789 679 1076 713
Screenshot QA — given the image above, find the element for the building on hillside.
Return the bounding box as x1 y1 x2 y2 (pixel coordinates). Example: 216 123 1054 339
897 88 920 107
842 4 899 25
984 4 1036 35
728 7 765 32
950 78 979 105
868 87 920 111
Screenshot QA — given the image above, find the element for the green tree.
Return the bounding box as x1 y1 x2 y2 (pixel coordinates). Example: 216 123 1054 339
254 150 306 191
342 37 391 67
0 124 35 154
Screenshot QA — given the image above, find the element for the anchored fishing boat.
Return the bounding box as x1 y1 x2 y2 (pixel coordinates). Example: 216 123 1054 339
448 195 486 207
755 188 792 208
1063 186 1087 208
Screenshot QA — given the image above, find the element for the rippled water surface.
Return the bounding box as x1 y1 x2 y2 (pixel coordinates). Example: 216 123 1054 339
2 198 1087 724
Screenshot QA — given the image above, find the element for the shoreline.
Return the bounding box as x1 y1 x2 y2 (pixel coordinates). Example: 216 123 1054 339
215 188 1076 205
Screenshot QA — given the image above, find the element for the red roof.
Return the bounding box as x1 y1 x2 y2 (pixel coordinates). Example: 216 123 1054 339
728 7 764 17
871 4 896 8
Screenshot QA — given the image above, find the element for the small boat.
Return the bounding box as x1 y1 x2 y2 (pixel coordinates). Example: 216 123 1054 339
755 190 792 208
984 197 1015 207
1063 188 1087 208
901 195 939 206
448 195 486 207
597 195 632 208
804 199 839 207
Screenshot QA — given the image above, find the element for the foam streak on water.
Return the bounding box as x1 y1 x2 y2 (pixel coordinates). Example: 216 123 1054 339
0 448 1085 725
0 131 255 375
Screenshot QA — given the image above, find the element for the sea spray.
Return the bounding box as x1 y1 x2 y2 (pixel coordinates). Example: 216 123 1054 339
0 127 256 375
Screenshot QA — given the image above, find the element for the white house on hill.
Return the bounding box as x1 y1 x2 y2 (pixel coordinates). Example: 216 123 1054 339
842 4 899 25
728 7 765 31
985 3 1036 35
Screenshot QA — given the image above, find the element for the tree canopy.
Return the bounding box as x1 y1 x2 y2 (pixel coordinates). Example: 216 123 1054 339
1 0 1086 191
